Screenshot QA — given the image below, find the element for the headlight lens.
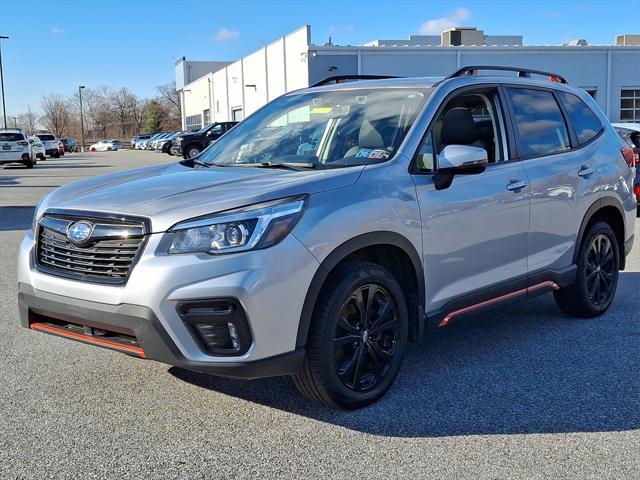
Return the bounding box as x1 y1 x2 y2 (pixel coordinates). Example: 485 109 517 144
168 196 307 255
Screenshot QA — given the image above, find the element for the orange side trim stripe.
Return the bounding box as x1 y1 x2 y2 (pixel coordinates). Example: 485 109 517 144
30 322 146 358
438 280 560 328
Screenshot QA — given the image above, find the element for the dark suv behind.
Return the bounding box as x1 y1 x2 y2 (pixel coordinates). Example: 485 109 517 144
60 138 78 153
172 122 237 158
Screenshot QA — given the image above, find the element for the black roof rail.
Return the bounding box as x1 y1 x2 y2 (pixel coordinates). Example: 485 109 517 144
447 65 568 84
311 75 400 88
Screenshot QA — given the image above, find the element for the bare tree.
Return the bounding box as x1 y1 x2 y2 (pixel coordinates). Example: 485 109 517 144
111 87 136 137
17 106 38 135
130 97 148 133
40 94 72 137
156 81 181 119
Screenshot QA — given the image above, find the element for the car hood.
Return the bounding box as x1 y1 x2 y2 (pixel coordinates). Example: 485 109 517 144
39 161 364 232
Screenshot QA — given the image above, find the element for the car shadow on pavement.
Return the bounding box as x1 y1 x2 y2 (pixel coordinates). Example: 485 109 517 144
0 206 36 231
170 272 640 437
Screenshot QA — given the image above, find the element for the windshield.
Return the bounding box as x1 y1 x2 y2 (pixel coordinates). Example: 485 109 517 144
197 88 428 169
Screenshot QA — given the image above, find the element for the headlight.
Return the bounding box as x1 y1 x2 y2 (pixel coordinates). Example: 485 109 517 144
168 196 307 255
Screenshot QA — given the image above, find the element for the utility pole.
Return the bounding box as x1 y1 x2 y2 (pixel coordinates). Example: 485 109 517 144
0 36 8 129
12 115 17 128
79 85 86 152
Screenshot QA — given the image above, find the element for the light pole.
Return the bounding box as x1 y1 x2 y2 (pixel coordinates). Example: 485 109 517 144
12 115 17 128
79 85 85 152
0 35 8 129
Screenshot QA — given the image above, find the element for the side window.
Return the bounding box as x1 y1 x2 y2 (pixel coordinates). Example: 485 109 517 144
416 133 434 171
557 91 603 144
414 88 505 172
507 88 570 158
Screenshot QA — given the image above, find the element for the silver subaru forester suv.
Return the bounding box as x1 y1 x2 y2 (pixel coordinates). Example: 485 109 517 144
18 67 636 409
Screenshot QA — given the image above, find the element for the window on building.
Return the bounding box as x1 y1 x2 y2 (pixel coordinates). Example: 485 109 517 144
232 108 244 122
620 89 640 122
203 109 211 124
580 88 597 99
185 114 202 131
507 88 570 158
556 92 603 145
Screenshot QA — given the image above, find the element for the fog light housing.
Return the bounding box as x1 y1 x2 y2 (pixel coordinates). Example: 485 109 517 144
177 299 252 356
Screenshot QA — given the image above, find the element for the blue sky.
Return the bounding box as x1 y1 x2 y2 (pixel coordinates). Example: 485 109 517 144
0 0 638 116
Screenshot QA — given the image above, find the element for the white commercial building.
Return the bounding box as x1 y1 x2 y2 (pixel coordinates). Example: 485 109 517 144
176 25 640 130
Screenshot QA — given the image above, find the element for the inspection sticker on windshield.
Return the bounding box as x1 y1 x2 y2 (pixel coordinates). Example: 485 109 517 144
368 149 390 159
310 107 333 114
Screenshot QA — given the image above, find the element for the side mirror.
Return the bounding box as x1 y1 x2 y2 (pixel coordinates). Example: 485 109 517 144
438 144 488 170
433 145 488 191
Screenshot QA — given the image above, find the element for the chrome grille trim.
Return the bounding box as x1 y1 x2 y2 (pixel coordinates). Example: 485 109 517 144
35 211 150 285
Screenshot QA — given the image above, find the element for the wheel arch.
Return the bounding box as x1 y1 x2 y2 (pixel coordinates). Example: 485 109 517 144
575 196 627 270
295 231 425 348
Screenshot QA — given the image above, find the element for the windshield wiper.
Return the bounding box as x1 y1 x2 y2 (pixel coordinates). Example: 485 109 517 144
243 162 316 171
191 159 212 168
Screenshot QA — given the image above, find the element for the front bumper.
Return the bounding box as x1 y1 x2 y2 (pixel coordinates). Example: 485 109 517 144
18 283 304 378
17 228 319 377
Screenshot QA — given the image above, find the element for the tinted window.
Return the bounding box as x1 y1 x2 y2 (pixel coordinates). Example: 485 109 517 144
557 92 602 144
507 88 570 157
0 132 25 141
36 134 55 141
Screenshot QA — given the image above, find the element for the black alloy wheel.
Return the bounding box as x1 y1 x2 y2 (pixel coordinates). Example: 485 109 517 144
293 260 408 409
334 284 400 392
585 233 616 305
554 221 619 317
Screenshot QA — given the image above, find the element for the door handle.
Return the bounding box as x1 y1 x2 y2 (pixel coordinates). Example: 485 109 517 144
506 180 527 192
578 165 594 177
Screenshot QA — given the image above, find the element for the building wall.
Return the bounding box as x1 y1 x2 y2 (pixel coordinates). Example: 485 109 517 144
180 26 311 126
308 45 640 122
179 26 640 127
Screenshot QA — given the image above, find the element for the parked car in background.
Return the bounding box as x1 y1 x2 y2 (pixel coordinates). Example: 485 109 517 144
19 68 637 408
150 132 174 150
35 133 61 158
111 139 123 150
172 122 237 158
89 140 121 152
613 123 640 214
131 134 152 149
60 138 78 153
137 133 162 150
0 128 35 168
157 131 187 154
28 136 45 161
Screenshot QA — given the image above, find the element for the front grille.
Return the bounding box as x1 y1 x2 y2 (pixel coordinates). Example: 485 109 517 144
36 212 148 285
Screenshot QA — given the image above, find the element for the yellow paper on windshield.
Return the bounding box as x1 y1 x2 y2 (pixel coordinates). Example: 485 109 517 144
310 107 333 114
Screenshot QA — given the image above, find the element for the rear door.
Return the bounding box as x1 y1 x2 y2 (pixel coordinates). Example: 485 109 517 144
504 87 603 277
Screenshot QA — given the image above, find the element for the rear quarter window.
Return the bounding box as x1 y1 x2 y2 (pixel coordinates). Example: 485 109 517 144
557 91 603 145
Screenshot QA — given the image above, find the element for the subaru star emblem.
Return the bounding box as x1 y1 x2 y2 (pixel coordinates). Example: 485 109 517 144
67 221 94 244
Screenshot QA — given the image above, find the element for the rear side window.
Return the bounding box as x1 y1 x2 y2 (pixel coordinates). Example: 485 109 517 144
0 132 24 141
507 88 570 158
557 91 603 144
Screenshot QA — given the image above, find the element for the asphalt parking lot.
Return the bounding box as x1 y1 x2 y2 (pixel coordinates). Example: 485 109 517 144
0 150 638 479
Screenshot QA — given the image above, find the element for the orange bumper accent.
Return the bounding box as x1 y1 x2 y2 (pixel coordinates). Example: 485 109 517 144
30 322 145 358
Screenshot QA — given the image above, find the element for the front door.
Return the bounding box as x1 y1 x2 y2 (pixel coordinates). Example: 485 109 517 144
411 86 530 313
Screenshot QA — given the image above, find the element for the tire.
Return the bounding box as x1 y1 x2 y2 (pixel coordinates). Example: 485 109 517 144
107 147 112 151
292 260 409 409
186 145 201 159
54 151 60 158
554 221 620 318
24 157 34 169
